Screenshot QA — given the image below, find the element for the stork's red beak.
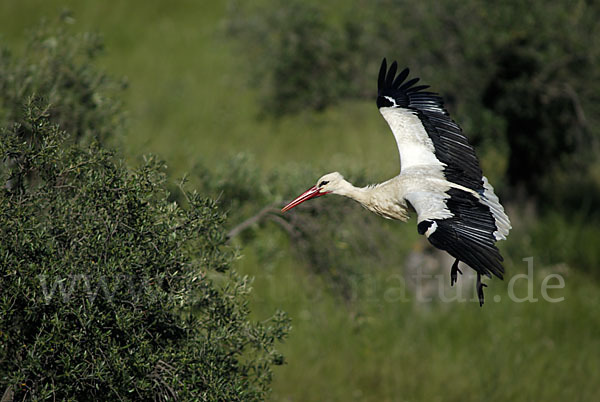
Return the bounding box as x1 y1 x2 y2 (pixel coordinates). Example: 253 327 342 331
281 186 328 212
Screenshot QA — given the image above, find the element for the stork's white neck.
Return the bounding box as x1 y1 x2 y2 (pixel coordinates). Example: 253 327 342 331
332 178 409 221
331 179 370 203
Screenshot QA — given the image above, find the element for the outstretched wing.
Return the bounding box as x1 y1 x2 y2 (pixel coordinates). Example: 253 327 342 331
377 58 483 191
408 188 506 279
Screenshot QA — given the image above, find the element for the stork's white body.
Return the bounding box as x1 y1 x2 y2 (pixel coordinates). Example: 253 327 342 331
334 168 510 241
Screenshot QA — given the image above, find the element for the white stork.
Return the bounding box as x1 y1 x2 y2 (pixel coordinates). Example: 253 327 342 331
281 58 511 306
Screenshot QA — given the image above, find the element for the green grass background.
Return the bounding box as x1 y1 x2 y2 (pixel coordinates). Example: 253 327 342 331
2 1 599 401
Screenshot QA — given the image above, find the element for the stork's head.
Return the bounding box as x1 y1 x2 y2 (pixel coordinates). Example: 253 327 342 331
281 172 345 212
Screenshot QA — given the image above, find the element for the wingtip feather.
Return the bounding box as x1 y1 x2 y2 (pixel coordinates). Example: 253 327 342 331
378 58 387 91
392 67 410 88
386 61 398 88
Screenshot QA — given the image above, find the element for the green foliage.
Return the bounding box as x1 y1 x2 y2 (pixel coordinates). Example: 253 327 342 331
226 1 363 115
0 106 289 400
0 13 126 146
3 5 600 401
504 208 600 277
0 20 288 400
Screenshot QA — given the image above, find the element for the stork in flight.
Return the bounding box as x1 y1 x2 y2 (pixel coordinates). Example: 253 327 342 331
281 59 511 306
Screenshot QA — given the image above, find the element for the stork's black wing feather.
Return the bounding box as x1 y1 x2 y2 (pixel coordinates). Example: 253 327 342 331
377 58 484 192
417 189 504 279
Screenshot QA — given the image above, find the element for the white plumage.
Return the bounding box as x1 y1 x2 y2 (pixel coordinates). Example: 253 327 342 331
282 58 511 306
379 106 445 170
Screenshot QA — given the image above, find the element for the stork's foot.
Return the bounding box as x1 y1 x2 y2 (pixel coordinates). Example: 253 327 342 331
450 259 462 287
476 272 487 307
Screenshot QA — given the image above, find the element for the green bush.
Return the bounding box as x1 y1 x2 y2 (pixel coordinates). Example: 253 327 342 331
0 13 126 146
0 19 289 401
0 101 289 401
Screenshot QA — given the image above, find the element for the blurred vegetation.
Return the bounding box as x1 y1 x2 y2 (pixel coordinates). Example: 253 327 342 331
1 2 600 401
190 156 408 299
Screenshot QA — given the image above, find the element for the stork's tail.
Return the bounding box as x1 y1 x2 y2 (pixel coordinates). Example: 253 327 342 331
480 177 511 241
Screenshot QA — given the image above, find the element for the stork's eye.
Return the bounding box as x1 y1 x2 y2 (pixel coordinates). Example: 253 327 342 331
319 180 329 187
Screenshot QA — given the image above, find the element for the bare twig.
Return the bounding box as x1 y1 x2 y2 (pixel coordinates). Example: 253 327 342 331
1 385 14 402
226 203 283 240
562 83 587 129
267 214 301 238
